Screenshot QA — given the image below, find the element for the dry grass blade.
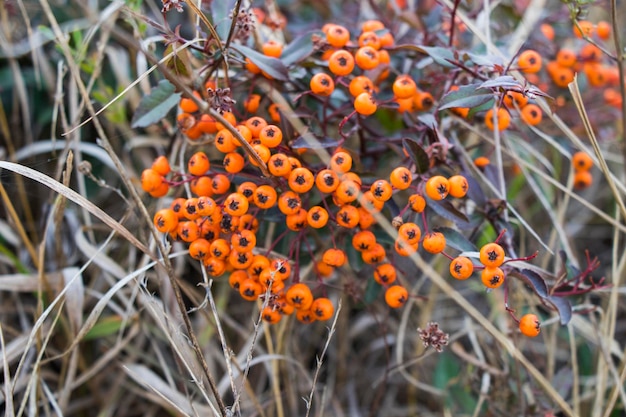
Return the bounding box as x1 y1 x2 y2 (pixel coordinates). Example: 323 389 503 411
0 324 15 417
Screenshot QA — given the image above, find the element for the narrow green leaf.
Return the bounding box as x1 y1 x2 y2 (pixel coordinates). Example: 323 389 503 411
439 83 492 110
131 80 180 128
281 31 319 66
437 226 477 252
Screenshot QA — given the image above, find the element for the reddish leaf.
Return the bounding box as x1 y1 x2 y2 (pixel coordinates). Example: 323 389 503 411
511 269 549 298
402 138 430 174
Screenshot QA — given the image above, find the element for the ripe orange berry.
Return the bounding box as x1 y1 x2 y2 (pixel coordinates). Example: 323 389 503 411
422 232 446 254
596 21 611 40
385 285 409 308
354 92 377 116
547 61 575 88
398 222 421 245
517 50 542 73
362 243 386 264
394 238 418 257
520 103 543 126
245 58 261 74
190 176 213 197
329 151 353 173
361 19 385 32
349 75 375 97
449 256 473 280
278 191 302 216
239 278 263 301
358 31 381 49
268 153 292 177
555 48 577 68
262 40 283 57
392 74 418 99
177 220 200 243
151 156 171 176
479 242 506 267
182 198 201 220
253 184 278 209
180 91 201 113
259 125 283 148
261 306 282 324
215 129 238 153
237 181 257 202
503 90 529 109
481 267 505 289
306 206 329 229
310 298 335 321
322 247 347 267
484 107 511 131
354 46 380 70
325 24 351 48
572 151 593 171
413 90 434 111
310 73 335 96
336 204 360 228
424 176 450 200
374 263 397 285
204 257 226 277
249 144 271 167
231 229 256 252
574 170 593 189
245 116 268 137
223 192 249 217
285 283 314 310
519 313 541 337
189 238 211 261
316 169 340 193
243 94 261 113
228 270 248 290
188 152 210 176
223 152 245 174
288 167 315 193
447 175 469 198
328 49 355 76
352 230 377 252
153 208 179 233
389 166 412 190
573 20 594 38
540 23 555 41
370 179 393 202
408 194 426 213
229 249 254 269
141 169 164 193
335 179 361 204
296 309 316 324
210 174 231 195
474 156 490 168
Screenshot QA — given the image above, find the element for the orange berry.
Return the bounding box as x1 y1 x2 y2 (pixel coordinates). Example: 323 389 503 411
422 232 446 254
307 206 329 229
262 40 283 57
408 194 426 213
229 249 254 269
239 278 263 301
180 91 201 113
517 50 542 73
288 167 315 193
177 220 200 243
259 125 283 148
209 238 231 260
326 24 351 48
354 92 377 115
398 222 421 245
474 156 490 168
361 19 385 32
237 181 257 202
223 192 249 217
328 49 355 76
424 176 450 200
484 107 511 131
361 243 386 264
310 73 335 96
555 48 577 68
358 31 381 49
413 90 434 111
285 283 314 310
249 144 271 167
204 257 227 277
547 61 575 88
141 169 164 193
243 94 261 114
392 75 417 99
245 116 268 137
596 21 611 40
151 156 171 176
261 306 282 324
520 104 543 126
268 153 292 177
215 129 238 153
214 111 237 132
389 166 412 190
572 151 593 171
479 242 505 268
223 152 245 174
349 75 375 97
574 170 593 189
316 169 340 193
573 20 594 38
335 179 360 204
354 46 380 70
447 175 469 198
373 263 396 285
253 184 278 209
188 152 210 176
370 179 393 202
481 267 505 289
503 90 529 109
385 285 409 308
231 229 256 252
153 208 179 233
310 298 335 321
277 191 302 216
540 23 555 41
449 256 473 280
329 151 353 173
336 204 360 228
519 313 541 337
210 174 231 195
352 230 377 252
228 270 248 290
322 247 346 267
189 238 211 261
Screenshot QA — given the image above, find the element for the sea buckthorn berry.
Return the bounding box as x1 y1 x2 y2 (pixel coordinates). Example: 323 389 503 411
310 297 335 321
262 306 282 324
243 94 261 114
556 48 577 68
574 170 593 189
385 285 409 308
179 91 201 113
354 92 377 116
374 263 396 285
196 196 216 216
286 283 314 310
229 249 254 269
572 151 593 171
422 232 446 254
267 153 292 177
425 176 450 200
259 125 283 148
188 152 210 176
330 151 353 173
322 247 347 267
573 20 594 38
519 313 541 337
238 181 257 202
189 238 211 261
316 169 340 193
151 156 171 176
253 184 278 209
479 243 505 268
398 222 421 245
228 270 248 290
209 238 230 260
278 191 302 216
354 46 380 70
231 229 256 252
484 107 511 131
310 73 335 96
481 267 505 289
154 209 179 233
177 221 200 243
288 167 315 193
370 179 393 202
335 179 360 204
393 75 418 99
211 174 231 195
204 257 226 277
449 256 473 280
408 194 426 213
447 175 469 198
361 243 386 264
325 24 350 48
223 152 245 174
223 193 249 217
389 167 412 190
596 21 611 40
335 204 358 227
520 104 543 126
328 49 355 76
262 40 283 57
352 230 376 252
215 129 238 153
307 206 329 229
517 50 542 73
503 90 529 109
349 75 375 97
239 278 263 301
141 169 164 193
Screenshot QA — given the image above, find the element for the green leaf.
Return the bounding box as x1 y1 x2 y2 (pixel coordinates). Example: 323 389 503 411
211 0 234 40
438 83 492 110
402 138 430 174
414 45 456 68
480 75 523 91
84 315 125 341
437 226 477 252
131 80 180 128
281 31 319 66
428 200 472 229
230 44 289 81
510 269 549 298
